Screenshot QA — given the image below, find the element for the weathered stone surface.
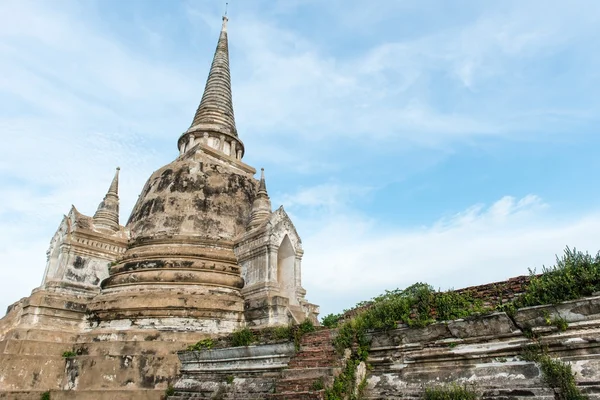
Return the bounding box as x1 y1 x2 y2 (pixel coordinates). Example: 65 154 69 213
514 295 600 329
364 297 600 399
171 329 340 400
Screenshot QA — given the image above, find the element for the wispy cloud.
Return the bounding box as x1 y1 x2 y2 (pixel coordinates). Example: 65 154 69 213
297 193 600 315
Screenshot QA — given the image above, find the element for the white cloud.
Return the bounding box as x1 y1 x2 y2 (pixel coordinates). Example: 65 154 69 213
297 194 600 315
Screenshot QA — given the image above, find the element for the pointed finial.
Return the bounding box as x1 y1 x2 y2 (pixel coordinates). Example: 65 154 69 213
222 4 229 32
108 167 120 196
93 167 121 232
258 168 267 194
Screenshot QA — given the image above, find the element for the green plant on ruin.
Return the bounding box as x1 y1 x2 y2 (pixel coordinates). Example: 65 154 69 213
515 247 600 309
522 327 538 340
291 319 316 351
519 345 587 400
311 377 325 391
273 326 293 340
40 392 51 400
225 375 234 385
231 327 255 347
333 283 488 355
325 358 361 400
423 383 479 400
321 313 342 328
165 384 175 396
62 350 76 358
186 338 214 351
552 317 569 332
543 310 569 332
538 355 587 400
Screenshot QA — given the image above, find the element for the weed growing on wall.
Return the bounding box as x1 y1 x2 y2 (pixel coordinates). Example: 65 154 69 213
332 283 487 354
311 377 324 391
61 350 76 358
321 313 342 328
325 358 361 400
165 384 175 396
516 247 600 308
40 392 50 400
538 355 587 400
231 327 255 347
186 338 214 351
520 346 587 400
423 383 478 400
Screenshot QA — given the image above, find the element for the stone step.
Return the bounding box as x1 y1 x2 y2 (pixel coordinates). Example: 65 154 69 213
267 390 325 400
0 390 165 400
275 376 333 393
300 333 333 344
293 350 337 360
281 367 340 380
288 356 338 368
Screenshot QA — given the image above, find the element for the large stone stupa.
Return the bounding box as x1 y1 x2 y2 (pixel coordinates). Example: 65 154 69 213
0 16 318 396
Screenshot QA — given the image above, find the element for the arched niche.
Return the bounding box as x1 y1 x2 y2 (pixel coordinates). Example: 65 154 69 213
277 235 297 305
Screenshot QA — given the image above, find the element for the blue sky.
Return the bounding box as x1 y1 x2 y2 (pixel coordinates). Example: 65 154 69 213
1 0 600 317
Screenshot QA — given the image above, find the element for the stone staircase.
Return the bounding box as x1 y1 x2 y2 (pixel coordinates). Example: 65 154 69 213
267 329 340 400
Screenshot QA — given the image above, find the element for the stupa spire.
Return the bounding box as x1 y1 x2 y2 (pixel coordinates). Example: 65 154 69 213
248 168 272 230
258 167 267 195
178 15 245 160
93 167 120 232
188 16 236 136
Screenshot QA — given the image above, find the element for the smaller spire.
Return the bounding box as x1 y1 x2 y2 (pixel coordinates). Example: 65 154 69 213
93 167 121 232
248 168 272 230
258 168 267 195
108 167 120 196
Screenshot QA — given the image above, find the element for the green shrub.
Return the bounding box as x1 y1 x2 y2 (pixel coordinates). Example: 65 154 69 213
40 392 51 400
225 375 234 384
324 358 360 400
538 355 587 400
186 338 214 351
231 327 255 347
311 377 324 391
273 326 293 340
62 351 76 358
321 313 342 328
423 383 478 400
516 247 600 308
333 283 487 355
165 384 175 396
298 319 316 335
552 317 569 332
519 345 587 399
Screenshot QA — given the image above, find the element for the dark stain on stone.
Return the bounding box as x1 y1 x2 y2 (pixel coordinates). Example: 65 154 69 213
120 355 133 369
65 269 85 282
64 301 86 312
170 166 206 193
145 333 160 341
164 215 184 228
130 197 165 223
193 196 210 212
503 389 536 396
31 372 39 385
156 169 174 192
73 256 86 269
